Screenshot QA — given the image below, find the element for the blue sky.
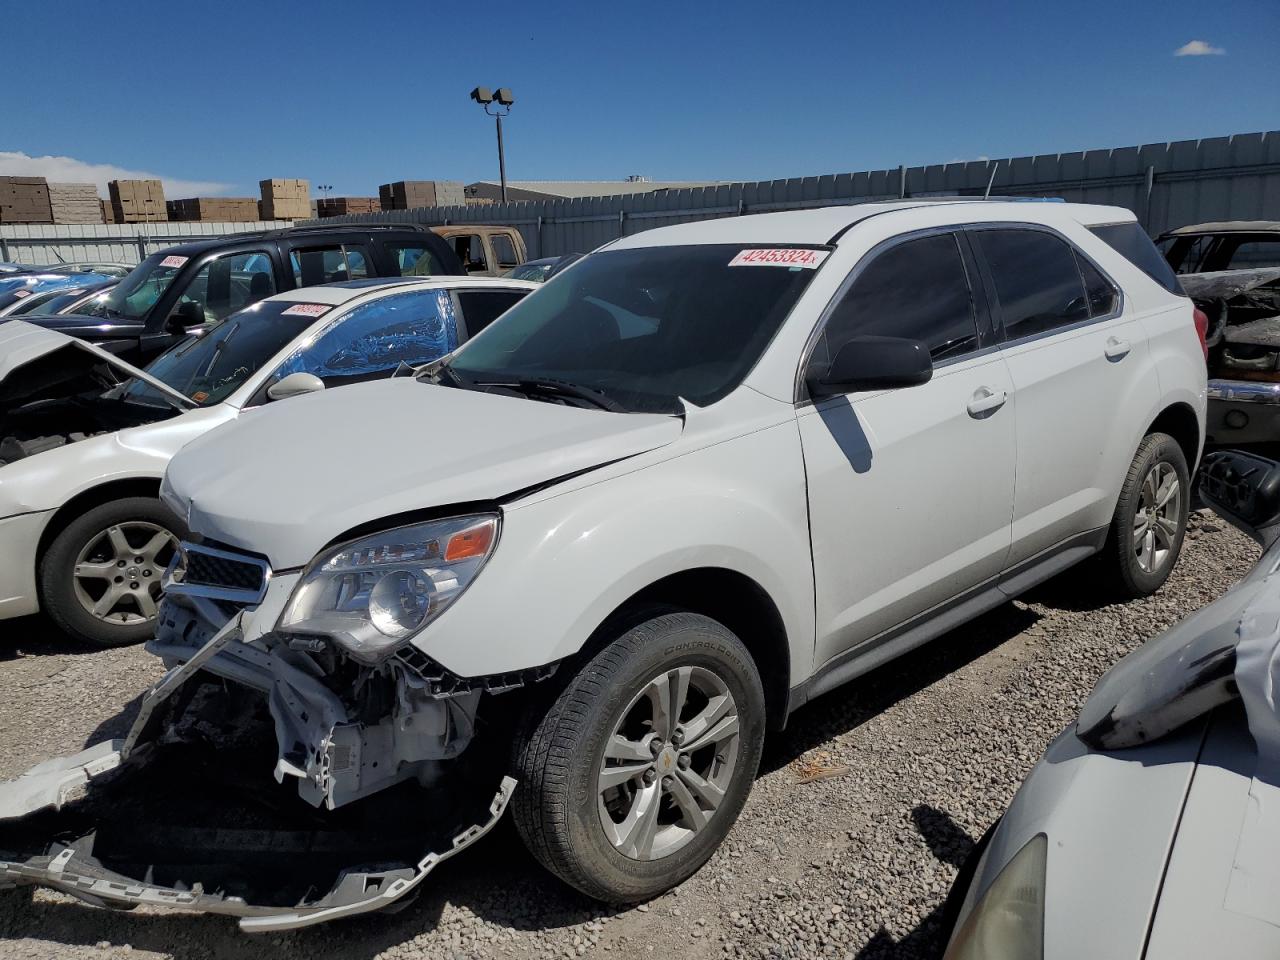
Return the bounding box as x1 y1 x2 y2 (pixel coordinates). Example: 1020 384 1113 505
3 0 1277 197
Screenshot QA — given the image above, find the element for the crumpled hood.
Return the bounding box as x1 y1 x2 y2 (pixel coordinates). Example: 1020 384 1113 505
162 378 684 567
0 319 191 411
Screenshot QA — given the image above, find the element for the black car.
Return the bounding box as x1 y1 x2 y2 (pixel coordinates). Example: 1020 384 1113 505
23 224 464 365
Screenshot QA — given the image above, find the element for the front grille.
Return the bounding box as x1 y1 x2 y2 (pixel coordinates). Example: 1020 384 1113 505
167 541 270 605
186 551 264 591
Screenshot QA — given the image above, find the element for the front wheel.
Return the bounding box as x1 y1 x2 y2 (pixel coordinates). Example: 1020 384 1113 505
1099 432 1190 598
512 610 766 902
38 497 185 647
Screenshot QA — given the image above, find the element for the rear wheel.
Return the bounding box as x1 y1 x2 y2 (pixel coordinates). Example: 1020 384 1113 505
38 497 185 647
512 610 766 902
1099 432 1190 598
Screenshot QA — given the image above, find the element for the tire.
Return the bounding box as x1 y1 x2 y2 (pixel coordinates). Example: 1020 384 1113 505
1098 432 1190 598
512 610 766 903
38 497 186 648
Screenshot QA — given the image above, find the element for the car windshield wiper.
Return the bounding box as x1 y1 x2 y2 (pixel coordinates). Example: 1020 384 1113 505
473 377 627 412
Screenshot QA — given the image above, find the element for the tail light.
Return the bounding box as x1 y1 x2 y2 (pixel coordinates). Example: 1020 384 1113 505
1193 307 1209 361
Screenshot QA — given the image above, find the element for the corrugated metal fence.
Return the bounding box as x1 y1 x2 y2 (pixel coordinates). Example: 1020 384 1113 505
0 220 293 267
313 130 1280 260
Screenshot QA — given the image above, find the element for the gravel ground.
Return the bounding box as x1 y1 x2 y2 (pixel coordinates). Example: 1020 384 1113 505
0 511 1260 960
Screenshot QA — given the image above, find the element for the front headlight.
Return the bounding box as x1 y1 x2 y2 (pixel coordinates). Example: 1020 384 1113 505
278 513 499 663
944 834 1047 960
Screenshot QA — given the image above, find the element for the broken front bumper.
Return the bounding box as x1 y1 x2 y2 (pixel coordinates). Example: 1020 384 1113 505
0 613 517 932
1207 379 1280 445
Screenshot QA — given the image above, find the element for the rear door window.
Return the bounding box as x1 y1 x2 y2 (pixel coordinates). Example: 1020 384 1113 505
1221 238 1280 270
290 244 371 286
973 229 1089 340
820 232 980 363
271 288 461 388
491 233 520 269
456 289 528 336
386 243 446 276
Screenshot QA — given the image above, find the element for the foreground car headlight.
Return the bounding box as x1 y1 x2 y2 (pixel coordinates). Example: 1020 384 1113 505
278 514 499 662
944 834 1047 960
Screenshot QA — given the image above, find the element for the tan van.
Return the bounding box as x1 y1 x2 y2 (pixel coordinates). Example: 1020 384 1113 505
431 225 527 276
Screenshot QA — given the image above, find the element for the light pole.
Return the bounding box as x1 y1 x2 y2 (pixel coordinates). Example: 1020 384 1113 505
470 87 514 202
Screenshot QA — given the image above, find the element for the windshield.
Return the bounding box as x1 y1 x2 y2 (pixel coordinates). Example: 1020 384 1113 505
80 253 184 321
446 244 824 410
117 301 315 408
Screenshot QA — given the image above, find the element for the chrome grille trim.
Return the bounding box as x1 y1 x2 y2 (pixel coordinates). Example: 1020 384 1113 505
164 541 271 606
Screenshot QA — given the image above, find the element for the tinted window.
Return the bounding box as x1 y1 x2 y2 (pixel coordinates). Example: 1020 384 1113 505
457 289 527 336
81 253 183 320
491 233 519 268
449 244 820 410
273 288 461 388
387 243 445 277
1075 252 1120 318
975 229 1088 340
1092 222 1183 292
290 244 370 286
821 233 979 363
175 250 277 323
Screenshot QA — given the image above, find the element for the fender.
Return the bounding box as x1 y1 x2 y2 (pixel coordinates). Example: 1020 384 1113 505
416 417 817 683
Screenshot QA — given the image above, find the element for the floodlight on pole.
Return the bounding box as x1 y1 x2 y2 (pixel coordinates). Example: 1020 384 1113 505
471 86 515 202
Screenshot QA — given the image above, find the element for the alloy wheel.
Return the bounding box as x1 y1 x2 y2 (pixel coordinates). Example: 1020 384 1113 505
597 665 741 861
70 522 179 625
1133 461 1181 574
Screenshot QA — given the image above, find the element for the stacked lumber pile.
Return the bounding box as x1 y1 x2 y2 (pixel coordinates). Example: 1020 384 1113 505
48 182 103 224
108 179 166 222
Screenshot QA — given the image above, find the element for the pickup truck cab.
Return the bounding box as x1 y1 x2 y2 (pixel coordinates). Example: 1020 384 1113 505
432 224 527 276
0 200 1207 929
20 224 464 365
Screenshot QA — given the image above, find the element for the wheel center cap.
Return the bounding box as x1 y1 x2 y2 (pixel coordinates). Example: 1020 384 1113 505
127 566 140 578
658 748 678 773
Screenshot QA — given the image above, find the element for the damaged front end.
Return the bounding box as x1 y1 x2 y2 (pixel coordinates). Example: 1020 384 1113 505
0 536 553 931
1183 268 1280 444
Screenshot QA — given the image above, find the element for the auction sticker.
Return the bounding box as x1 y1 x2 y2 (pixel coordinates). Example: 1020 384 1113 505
729 248 828 269
160 255 188 268
12 289 30 298
281 303 330 317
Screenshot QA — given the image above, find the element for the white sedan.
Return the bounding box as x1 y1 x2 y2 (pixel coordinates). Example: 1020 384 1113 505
943 447 1280 959
0 276 534 646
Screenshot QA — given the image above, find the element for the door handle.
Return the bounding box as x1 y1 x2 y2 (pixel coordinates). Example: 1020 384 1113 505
1104 336 1131 361
967 387 1007 418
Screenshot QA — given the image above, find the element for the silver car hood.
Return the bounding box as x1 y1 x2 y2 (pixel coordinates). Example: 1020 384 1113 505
0 319 193 411
162 378 684 568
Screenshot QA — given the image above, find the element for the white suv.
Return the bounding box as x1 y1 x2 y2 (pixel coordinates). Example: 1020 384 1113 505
0 200 1206 928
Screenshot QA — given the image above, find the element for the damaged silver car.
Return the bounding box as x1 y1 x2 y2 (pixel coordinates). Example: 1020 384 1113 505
1157 221 1280 445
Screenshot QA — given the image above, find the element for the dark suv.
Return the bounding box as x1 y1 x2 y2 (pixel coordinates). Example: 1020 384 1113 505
18 224 463 364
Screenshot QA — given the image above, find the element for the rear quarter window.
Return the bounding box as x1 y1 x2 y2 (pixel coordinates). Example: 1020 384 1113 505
1090 222 1184 295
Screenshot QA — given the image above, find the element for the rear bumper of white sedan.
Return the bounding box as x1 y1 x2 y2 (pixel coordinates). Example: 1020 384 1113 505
0 510 50 620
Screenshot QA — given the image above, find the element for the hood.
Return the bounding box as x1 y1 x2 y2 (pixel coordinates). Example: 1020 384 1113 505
1179 267 1280 302
162 378 684 567
0 320 193 412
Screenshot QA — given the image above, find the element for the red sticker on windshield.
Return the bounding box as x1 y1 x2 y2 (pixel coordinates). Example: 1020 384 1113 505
160 255 188 268
281 303 330 317
729 248 828 269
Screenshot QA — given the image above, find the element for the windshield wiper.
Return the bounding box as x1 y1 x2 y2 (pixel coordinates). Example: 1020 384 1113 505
474 377 627 413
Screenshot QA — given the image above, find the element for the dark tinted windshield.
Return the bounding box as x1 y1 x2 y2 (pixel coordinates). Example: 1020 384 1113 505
447 244 824 410
81 253 184 321
118 301 315 408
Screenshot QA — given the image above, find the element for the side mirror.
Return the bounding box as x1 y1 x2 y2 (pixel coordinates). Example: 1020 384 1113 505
166 300 204 333
807 335 933 399
266 371 325 401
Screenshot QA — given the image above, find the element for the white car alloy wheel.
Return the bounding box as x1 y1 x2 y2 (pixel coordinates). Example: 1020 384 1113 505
71 521 179 625
1132 462 1181 574
597 665 741 861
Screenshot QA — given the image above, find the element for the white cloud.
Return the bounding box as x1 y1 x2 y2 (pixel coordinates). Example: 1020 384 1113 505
1174 40 1225 57
0 151 232 198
